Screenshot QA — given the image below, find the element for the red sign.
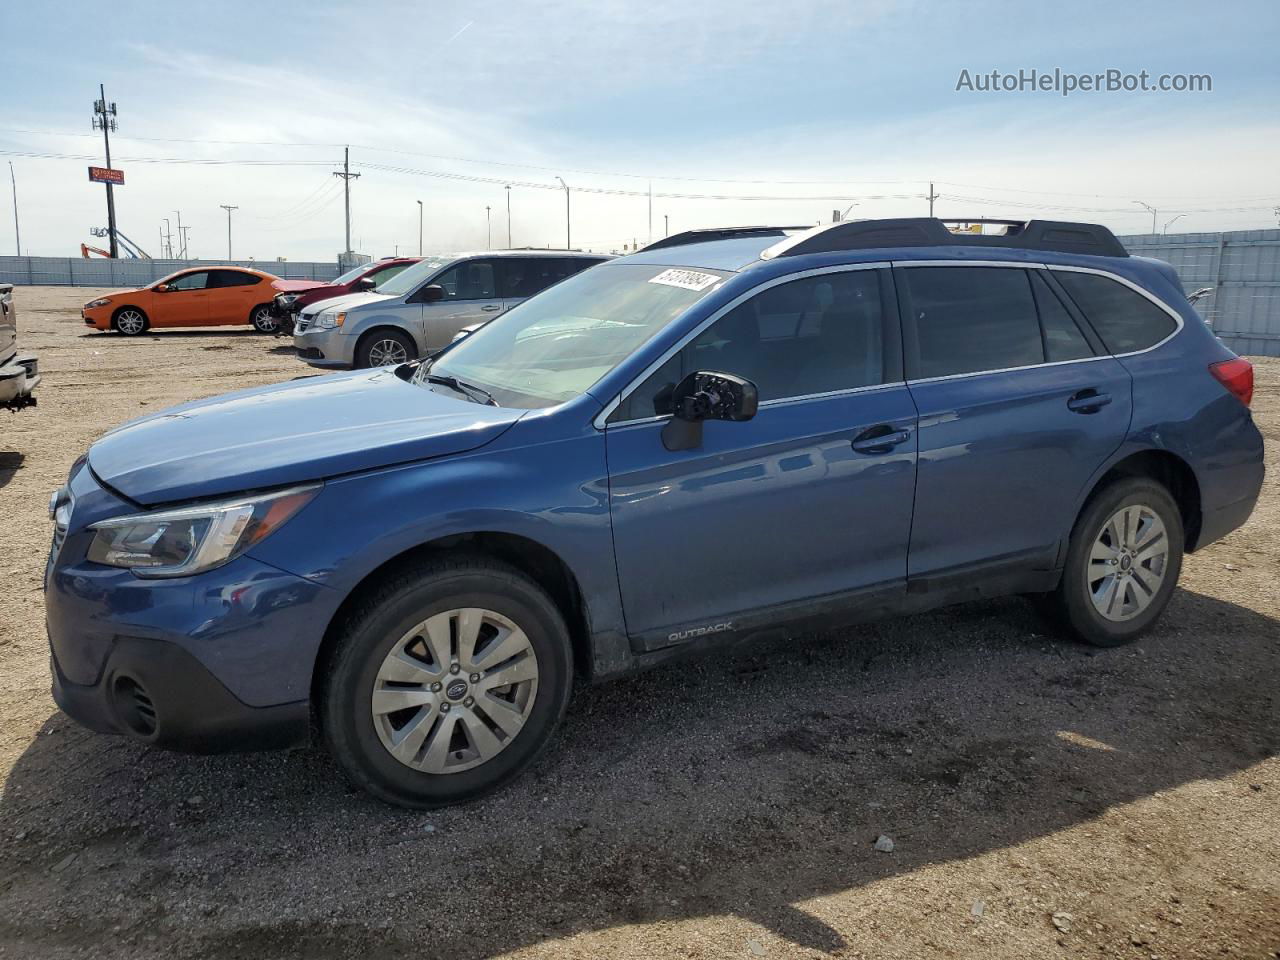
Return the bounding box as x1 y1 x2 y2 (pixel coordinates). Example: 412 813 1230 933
87 166 125 185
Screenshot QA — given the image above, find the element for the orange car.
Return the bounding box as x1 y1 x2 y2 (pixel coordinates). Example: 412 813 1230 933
81 267 313 335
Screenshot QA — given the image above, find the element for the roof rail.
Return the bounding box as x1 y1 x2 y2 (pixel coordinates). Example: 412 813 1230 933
640 226 809 253
761 218 1129 259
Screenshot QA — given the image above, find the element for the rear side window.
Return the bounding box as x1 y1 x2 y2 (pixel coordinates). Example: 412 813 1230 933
435 260 498 300
1054 271 1178 354
209 270 261 288
1030 272 1093 362
903 267 1042 379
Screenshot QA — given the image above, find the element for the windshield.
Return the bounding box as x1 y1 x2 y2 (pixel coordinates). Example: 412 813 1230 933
418 262 729 408
331 263 374 285
375 256 453 297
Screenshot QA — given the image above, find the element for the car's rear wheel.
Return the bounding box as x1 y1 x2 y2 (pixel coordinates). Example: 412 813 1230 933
356 329 416 368
320 556 574 808
1044 477 1184 647
112 307 149 336
250 304 278 334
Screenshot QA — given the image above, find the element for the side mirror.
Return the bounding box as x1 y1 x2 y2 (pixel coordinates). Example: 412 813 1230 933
418 284 445 303
154 283 170 292
357 277 377 291
661 370 758 451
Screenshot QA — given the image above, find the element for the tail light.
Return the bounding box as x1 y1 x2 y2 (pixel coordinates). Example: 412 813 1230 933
1209 357 1254 407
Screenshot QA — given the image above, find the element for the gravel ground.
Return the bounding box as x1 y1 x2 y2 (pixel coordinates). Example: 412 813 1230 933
1 286 1277 960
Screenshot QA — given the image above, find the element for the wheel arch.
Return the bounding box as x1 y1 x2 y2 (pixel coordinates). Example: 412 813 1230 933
309 531 593 711
1078 449 1203 551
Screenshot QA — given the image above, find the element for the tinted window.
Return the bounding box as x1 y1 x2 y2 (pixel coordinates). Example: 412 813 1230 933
434 259 498 300
166 272 208 291
1055 271 1178 353
370 263 411 286
1030 272 1093 362
904 267 1042 379
209 270 261 288
617 270 885 420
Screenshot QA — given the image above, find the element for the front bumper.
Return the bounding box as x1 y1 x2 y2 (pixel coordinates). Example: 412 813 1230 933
293 326 353 368
0 353 39 408
51 635 309 752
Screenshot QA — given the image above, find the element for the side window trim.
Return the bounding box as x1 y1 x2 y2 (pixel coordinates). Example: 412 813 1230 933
1048 265 1185 358
596 261 897 429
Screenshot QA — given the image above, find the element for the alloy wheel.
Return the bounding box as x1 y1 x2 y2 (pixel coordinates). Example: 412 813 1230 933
367 338 409 366
371 608 540 774
116 309 146 335
1087 504 1169 622
252 306 279 333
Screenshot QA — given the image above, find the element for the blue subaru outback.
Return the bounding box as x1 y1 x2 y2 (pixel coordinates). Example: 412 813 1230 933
46 218 1264 807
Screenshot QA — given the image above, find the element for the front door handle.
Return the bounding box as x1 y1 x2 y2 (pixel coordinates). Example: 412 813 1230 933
1067 389 1112 413
851 427 911 454
481 304 502 312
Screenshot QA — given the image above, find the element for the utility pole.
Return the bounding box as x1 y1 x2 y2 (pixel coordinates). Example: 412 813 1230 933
505 185 512 248
416 200 423 256
648 181 653 244
92 84 119 258
926 182 939 217
162 218 173 258
174 210 184 257
1133 200 1157 235
485 205 491 250
220 204 238 260
333 146 361 260
555 176 570 250
179 226 191 258
8 162 19 256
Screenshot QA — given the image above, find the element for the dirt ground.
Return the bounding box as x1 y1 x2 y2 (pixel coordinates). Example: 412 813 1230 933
0 285 1277 960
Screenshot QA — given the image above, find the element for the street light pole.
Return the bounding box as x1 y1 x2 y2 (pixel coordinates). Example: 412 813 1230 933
485 205 491 250
8 161 19 256
505 185 512 248
1133 200 1157 235
174 210 184 258
555 176 570 250
416 200 423 256
219 204 238 260
1162 214 1186 235
664 214 669 237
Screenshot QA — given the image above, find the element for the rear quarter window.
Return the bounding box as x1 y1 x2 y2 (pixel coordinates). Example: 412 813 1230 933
1054 271 1178 354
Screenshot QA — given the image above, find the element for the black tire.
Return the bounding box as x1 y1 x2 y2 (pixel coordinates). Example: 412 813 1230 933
320 556 574 808
1044 477 1184 647
111 306 149 336
355 328 417 369
250 303 279 334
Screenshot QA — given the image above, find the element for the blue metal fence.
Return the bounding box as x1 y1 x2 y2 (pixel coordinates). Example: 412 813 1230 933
1119 230 1280 358
0 257 341 287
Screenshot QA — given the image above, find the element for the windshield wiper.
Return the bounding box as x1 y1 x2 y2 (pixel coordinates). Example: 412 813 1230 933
422 373 499 406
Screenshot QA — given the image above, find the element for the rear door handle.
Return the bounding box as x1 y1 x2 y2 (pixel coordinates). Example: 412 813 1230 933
851 427 911 454
1067 389 1112 413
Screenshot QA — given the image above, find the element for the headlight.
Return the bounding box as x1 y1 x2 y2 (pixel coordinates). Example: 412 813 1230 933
277 294 299 306
313 311 346 330
86 485 319 578
85 298 112 309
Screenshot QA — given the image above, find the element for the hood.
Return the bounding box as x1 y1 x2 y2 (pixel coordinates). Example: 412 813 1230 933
88 370 526 505
298 290 394 316
85 288 143 304
271 278 329 294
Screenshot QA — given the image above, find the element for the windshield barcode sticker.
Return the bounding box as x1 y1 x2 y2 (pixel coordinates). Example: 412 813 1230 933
648 269 720 291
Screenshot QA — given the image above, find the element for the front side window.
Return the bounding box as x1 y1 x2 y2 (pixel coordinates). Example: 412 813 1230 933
369 263 411 287
1055 271 1178 354
435 259 498 300
166 272 209 291
903 266 1043 379
370 257 452 298
615 270 887 422
421 263 729 408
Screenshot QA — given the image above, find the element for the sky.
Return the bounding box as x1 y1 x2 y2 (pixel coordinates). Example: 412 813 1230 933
2 0 1277 262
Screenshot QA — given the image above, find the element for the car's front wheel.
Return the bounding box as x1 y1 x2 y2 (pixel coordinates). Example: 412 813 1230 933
112 307 149 336
1045 477 1184 647
320 556 574 808
356 329 417 368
